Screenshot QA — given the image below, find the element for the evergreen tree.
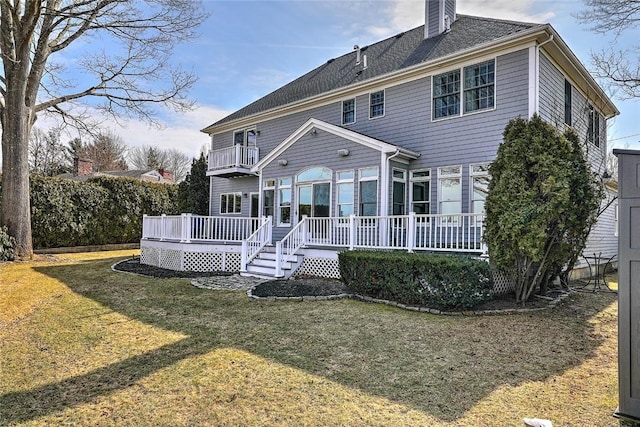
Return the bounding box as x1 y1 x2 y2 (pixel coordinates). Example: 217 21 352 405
178 153 209 215
484 115 603 303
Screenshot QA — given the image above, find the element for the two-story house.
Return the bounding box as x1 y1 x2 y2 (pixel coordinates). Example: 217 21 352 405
141 0 618 283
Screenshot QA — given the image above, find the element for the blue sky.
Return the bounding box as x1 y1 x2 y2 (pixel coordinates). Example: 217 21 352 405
41 0 640 160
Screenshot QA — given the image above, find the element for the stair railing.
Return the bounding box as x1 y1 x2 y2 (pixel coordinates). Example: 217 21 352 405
275 215 308 277
240 216 272 272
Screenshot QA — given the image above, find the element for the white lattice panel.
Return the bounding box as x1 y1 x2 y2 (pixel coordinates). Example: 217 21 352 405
141 246 159 267
225 253 241 272
492 268 515 295
160 248 182 271
294 257 341 279
184 251 223 272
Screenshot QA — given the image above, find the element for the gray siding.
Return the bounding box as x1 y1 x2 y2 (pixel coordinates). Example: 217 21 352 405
263 132 381 241
538 52 607 172
209 48 531 217
582 187 618 267
209 175 258 217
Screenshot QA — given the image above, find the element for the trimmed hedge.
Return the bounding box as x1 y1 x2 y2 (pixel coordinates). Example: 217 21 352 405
2 175 179 249
339 251 493 309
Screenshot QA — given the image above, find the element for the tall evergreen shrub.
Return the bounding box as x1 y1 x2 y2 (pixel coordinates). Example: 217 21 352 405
484 115 603 303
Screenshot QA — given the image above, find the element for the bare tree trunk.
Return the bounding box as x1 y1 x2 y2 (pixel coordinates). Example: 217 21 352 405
1 97 35 259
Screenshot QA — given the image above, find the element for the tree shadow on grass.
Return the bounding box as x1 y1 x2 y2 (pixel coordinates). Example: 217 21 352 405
3 257 617 424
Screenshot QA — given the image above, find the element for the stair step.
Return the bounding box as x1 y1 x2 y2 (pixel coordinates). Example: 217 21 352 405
245 265 282 277
251 258 293 270
257 252 299 263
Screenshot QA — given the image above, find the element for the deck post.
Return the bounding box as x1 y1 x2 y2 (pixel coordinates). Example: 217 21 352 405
301 215 308 247
275 241 283 277
267 216 273 244
160 214 167 241
349 214 355 250
142 214 148 239
181 213 192 243
407 212 416 253
240 241 248 272
235 144 242 168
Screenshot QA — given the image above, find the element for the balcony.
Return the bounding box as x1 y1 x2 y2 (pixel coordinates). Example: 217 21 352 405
207 145 259 178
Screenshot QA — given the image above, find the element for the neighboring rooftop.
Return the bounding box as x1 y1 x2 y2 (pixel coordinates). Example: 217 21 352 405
203 15 541 131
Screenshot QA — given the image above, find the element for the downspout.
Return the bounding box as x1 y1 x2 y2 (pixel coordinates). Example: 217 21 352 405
534 33 554 116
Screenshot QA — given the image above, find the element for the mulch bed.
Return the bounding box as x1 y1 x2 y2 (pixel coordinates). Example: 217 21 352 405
113 257 233 279
113 258 563 310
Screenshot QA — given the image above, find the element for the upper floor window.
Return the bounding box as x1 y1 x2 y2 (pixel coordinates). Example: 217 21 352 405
433 70 460 119
564 80 572 126
588 105 600 147
233 128 257 146
433 59 495 119
342 99 355 124
369 90 385 118
464 60 495 113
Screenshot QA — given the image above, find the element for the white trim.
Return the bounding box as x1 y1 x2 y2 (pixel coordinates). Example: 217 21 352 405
201 27 559 135
336 169 355 217
529 45 537 117
251 118 419 172
359 166 380 216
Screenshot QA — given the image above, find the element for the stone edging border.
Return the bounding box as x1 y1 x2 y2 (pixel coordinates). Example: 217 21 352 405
246 288 573 316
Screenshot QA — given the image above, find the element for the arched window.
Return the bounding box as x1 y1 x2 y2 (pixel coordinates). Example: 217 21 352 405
296 167 332 183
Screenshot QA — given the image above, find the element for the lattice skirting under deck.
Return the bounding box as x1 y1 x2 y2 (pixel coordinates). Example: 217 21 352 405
140 242 241 273
293 257 341 279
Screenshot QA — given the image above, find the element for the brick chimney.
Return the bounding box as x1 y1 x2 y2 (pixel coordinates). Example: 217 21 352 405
158 168 174 182
73 157 94 177
425 0 456 39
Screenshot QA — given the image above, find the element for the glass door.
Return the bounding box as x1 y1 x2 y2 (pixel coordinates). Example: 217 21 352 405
297 183 330 221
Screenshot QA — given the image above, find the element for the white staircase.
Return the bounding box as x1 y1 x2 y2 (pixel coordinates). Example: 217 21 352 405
242 246 303 279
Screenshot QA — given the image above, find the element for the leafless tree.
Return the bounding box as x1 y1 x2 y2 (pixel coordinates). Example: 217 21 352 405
128 145 191 181
84 130 128 172
576 0 640 99
29 127 68 176
0 1 207 258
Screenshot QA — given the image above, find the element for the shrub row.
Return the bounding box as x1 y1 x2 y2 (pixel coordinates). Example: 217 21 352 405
339 250 494 309
2 175 179 249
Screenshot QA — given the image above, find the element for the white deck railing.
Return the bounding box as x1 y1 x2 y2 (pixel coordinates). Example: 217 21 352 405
302 212 486 252
142 214 267 243
241 216 273 272
274 215 309 277
208 145 259 170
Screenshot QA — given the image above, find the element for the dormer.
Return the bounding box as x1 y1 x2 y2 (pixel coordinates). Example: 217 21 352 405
425 0 457 39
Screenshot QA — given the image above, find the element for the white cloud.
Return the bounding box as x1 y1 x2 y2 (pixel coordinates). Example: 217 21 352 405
456 0 555 23
33 104 230 160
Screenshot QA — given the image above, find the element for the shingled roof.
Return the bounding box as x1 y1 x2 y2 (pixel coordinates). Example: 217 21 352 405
203 15 542 131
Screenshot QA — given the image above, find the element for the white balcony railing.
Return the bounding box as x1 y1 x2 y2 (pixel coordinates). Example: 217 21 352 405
142 214 268 243
208 145 259 171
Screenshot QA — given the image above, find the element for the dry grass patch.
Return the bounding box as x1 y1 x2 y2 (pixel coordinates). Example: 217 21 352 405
0 252 619 426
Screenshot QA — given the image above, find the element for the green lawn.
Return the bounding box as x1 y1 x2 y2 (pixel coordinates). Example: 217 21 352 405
0 251 619 426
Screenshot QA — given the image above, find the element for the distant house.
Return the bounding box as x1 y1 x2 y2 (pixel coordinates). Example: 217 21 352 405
58 158 174 183
141 0 619 282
